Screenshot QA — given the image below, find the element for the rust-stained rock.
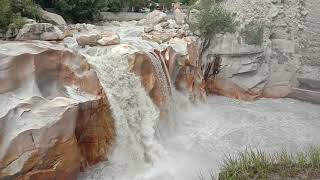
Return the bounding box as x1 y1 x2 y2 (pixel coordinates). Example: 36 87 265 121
161 37 206 102
205 76 260 101
128 52 170 111
0 41 114 180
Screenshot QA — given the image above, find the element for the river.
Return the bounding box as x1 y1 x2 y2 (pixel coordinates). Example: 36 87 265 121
79 94 320 180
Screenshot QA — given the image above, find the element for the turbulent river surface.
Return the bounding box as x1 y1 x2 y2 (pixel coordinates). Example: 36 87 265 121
79 95 320 180
69 21 320 180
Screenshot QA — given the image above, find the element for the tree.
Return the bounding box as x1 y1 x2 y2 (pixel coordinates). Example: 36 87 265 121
160 0 174 11
55 0 108 23
189 0 236 37
0 0 40 33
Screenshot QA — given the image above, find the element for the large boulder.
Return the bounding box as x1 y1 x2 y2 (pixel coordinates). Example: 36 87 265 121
97 32 120 46
0 42 115 180
76 34 102 47
142 31 176 44
40 9 66 26
76 32 120 47
145 10 166 25
16 23 64 41
144 26 154 33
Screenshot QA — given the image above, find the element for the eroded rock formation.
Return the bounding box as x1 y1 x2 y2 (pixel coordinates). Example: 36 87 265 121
0 42 114 179
198 0 320 100
16 23 65 41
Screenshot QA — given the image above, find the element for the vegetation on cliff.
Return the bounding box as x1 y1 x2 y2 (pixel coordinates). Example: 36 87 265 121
241 22 264 46
189 0 236 37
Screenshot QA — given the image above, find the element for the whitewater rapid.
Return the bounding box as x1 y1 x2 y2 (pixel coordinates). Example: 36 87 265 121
79 94 320 180
65 21 320 180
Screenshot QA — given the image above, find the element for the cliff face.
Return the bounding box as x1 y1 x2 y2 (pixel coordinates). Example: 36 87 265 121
299 0 320 80
203 0 320 99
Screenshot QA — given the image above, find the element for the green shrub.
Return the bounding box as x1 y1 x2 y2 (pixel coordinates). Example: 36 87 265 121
106 0 122 12
189 0 236 37
219 148 320 180
0 0 12 33
241 22 264 46
12 0 41 20
149 2 157 11
180 0 199 5
160 0 174 10
55 0 108 23
10 13 26 30
0 0 38 34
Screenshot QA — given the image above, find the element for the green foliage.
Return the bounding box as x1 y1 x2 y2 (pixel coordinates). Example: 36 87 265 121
149 2 157 11
0 0 12 33
160 0 174 9
180 0 197 5
124 0 146 12
0 0 38 33
241 22 264 46
106 0 122 12
55 0 108 23
34 0 55 8
189 0 236 37
218 148 320 180
10 13 26 30
12 0 41 20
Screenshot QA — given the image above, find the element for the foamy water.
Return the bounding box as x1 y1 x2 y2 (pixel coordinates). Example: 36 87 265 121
66 21 320 180
79 94 320 180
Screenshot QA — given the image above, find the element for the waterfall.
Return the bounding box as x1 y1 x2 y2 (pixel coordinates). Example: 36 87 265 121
77 46 165 180
146 52 172 104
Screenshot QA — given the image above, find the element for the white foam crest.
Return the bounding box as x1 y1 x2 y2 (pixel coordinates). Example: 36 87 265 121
76 45 165 180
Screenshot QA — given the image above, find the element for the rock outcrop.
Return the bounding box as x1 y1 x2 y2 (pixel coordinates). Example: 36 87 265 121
173 8 186 25
197 0 320 100
76 32 120 47
40 9 67 26
0 42 114 179
16 23 64 41
145 10 167 25
97 32 120 46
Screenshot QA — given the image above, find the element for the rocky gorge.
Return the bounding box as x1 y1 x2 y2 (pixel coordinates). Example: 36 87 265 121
0 1 320 179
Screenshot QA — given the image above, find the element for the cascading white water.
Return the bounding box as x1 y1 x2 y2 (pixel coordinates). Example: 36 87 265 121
75 46 166 180
64 22 320 180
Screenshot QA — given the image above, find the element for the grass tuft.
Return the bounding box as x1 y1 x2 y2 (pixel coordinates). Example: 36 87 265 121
218 148 320 180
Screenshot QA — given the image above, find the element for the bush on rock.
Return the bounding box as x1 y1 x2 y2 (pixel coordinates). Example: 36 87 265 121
55 0 108 23
0 0 40 34
189 0 236 37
